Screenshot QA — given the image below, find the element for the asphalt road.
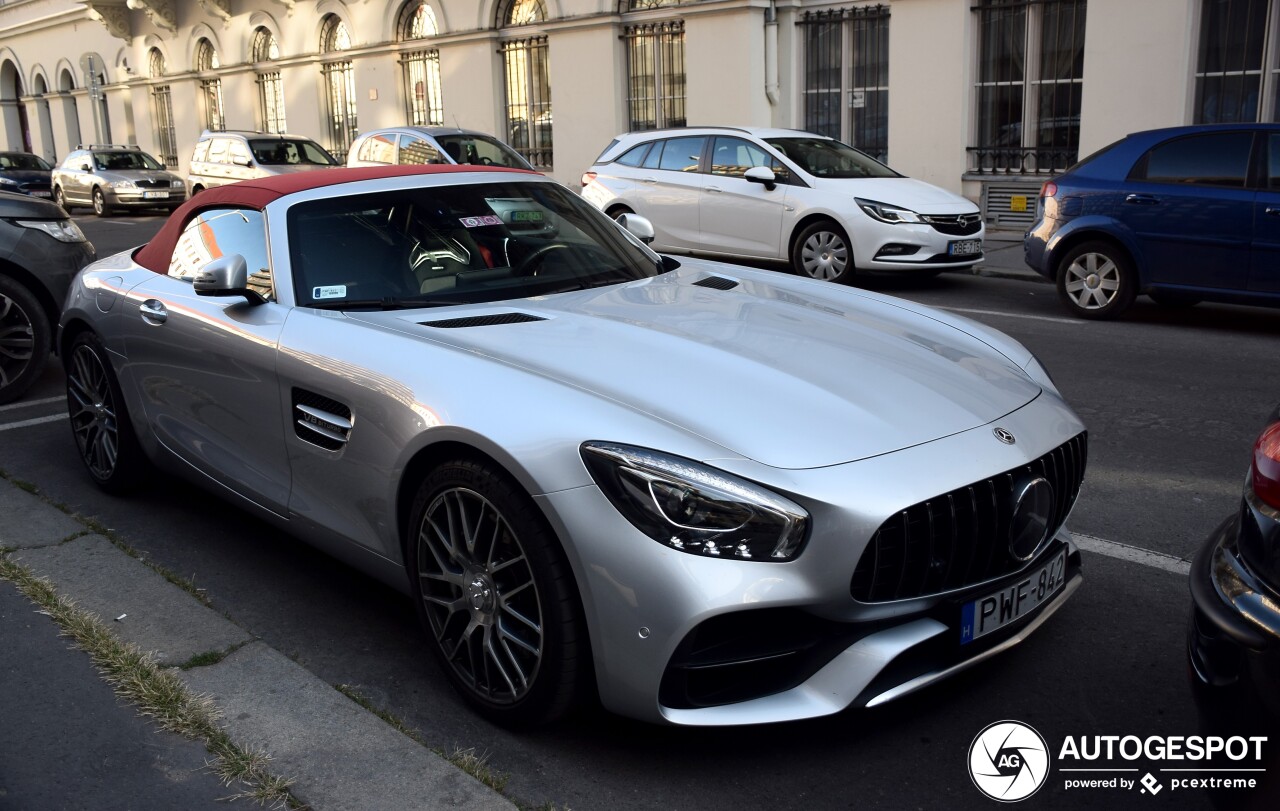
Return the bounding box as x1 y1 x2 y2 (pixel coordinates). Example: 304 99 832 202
3 214 1277 810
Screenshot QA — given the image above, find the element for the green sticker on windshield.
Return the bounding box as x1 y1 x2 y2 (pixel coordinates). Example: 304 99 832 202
510 210 544 223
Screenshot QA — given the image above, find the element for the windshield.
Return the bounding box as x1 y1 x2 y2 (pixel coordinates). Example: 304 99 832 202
94 151 164 171
435 135 533 170
764 137 900 179
0 153 51 171
288 180 659 309
249 139 339 166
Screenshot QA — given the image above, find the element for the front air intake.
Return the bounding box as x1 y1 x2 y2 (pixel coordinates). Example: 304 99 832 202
420 313 546 329
692 276 740 291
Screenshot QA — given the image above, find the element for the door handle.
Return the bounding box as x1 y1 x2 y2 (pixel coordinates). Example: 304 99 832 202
640 177 658 184
139 299 167 324
706 185 723 194
1266 207 1280 216
1124 193 1159 205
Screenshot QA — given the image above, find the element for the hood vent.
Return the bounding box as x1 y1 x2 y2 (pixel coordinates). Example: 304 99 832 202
693 276 740 291
420 313 546 329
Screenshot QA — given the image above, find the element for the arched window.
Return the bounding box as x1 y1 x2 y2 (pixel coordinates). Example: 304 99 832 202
496 1 551 168
398 2 443 126
622 0 681 8
251 28 286 133
147 49 177 166
195 39 225 132
320 14 358 160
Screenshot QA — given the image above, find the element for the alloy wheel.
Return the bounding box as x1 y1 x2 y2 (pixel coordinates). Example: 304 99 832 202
416 486 544 704
93 188 106 216
0 293 35 392
800 230 849 280
1062 252 1120 310
66 342 120 480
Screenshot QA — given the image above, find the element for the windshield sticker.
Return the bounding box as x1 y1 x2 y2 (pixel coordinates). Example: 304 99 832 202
313 285 347 300
510 210 545 223
459 215 503 228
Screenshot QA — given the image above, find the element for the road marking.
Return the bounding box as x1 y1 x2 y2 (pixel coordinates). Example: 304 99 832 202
0 413 68 432
940 306 1083 326
1074 532 1191 576
0 396 63 413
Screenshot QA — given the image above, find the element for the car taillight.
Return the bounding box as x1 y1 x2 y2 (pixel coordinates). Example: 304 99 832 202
1040 181 1058 199
581 171 597 188
1253 421 1280 509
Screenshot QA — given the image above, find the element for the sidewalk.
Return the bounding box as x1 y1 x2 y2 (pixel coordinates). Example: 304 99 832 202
0 478 514 811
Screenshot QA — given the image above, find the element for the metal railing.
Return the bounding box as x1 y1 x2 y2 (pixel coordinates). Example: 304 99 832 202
966 146 1077 175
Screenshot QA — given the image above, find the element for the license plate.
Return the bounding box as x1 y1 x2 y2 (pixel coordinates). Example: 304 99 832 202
948 239 982 256
32 191 51 198
143 191 170 200
960 549 1066 644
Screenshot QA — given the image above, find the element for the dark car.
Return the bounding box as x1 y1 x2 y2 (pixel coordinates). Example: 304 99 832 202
1024 124 1280 319
0 151 53 199
0 191 97 402
1187 406 1280 808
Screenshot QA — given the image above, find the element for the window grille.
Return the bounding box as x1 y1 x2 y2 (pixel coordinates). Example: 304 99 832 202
1194 0 1278 123
969 0 1086 175
798 6 889 162
252 29 286 133
147 49 177 167
196 39 224 132
501 37 553 170
499 0 546 27
624 21 686 131
321 16 358 161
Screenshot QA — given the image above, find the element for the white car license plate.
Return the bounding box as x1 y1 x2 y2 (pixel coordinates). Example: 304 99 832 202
960 549 1066 644
143 191 170 200
32 191 51 198
948 239 982 256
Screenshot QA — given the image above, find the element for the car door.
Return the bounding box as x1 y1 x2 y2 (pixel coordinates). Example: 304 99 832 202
1251 132 1280 294
63 151 92 203
634 136 706 249
1118 130 1254 290
121 207 292 514
698 136 789 258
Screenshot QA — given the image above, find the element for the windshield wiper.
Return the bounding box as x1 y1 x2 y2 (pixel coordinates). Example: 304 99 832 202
308 297 467 311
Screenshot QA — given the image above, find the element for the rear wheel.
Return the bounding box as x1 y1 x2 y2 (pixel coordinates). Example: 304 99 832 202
1055 241 1136 320
65 331 147 493
607 205 634 221
0 277 50 405
792 221 856 284
406 459 587 726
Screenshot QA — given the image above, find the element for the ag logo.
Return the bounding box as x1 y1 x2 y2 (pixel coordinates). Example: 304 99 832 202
968 720 1051 802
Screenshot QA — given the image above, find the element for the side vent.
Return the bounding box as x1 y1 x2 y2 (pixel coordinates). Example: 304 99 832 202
420 313 546 329
292 389 353 451
693 276 740 291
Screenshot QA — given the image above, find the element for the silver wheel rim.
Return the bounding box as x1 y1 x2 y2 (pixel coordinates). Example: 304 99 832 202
93 190 104 215
1063 252 1120 310
800 230 849 280
54 188 64 207
417 486 543 704
0 294 35 391
66 343 119 480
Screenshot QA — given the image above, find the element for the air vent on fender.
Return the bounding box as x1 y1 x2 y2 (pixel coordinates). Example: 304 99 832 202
420 313 546 329
692 276 740 291
292 389 352 451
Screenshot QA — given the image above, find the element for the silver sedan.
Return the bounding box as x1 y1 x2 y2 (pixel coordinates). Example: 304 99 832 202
59 165 1087 726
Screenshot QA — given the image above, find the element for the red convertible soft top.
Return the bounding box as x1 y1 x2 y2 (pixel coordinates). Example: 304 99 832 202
133 164 538 273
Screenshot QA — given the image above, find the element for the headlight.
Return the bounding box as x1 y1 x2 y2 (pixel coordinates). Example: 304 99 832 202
581 442 809 561
0 177 17 188
109 180 136 189
170 180 183 188
14 219 88 243
855 198 923 224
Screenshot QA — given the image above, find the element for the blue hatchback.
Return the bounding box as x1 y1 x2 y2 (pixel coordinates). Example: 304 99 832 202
1024 124 1280 319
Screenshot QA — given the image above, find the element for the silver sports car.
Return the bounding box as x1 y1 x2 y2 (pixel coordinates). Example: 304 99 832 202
60 165 1087 726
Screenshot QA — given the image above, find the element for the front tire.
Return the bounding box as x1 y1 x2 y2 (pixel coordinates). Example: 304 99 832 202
0 277 50 405
1055 241 1136 320
792 220 856 284
65 331 147 493
92 187 114 218
406 459 587 726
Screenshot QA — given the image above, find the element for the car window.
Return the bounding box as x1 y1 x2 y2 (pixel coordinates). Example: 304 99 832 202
249 139 339 166
207 139 229 164
641 140 665 169
0 153 51 171
398 134 443 165
287 181 660 309
192 140 210 162
1269 135 1280 190
434 135 530 169
657 137 705 173
61 151 86 169
229 140 252 166
94 151 165 171
614 143 651 168
358 133 397 165
763 137 898 179
168 208 273 301
709 137 790 181
1132 132 1254 187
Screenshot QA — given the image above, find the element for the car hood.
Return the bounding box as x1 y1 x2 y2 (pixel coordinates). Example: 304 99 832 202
0 169 51 184
349 268 1040 469
102 170 181 183
808 176 979 215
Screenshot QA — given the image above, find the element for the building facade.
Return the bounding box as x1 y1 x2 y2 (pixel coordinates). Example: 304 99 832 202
0 0 1266 226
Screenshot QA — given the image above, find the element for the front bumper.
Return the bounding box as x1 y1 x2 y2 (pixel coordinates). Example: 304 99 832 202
539 393 1086 724
852 219 985 272
105 188 186 208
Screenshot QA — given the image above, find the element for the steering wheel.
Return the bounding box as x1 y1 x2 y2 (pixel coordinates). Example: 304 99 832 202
479 156 493 165
513 243 573 276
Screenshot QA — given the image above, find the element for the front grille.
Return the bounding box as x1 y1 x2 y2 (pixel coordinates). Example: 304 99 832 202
921 214 982 237
18 182 51 194
850 432 1088 603
133 179 170 189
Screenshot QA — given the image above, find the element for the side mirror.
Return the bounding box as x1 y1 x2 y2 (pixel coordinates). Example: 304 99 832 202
744 166 777 191
193 254 266 305
78 163 91 172
615 212 656 244
232 155 252 167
